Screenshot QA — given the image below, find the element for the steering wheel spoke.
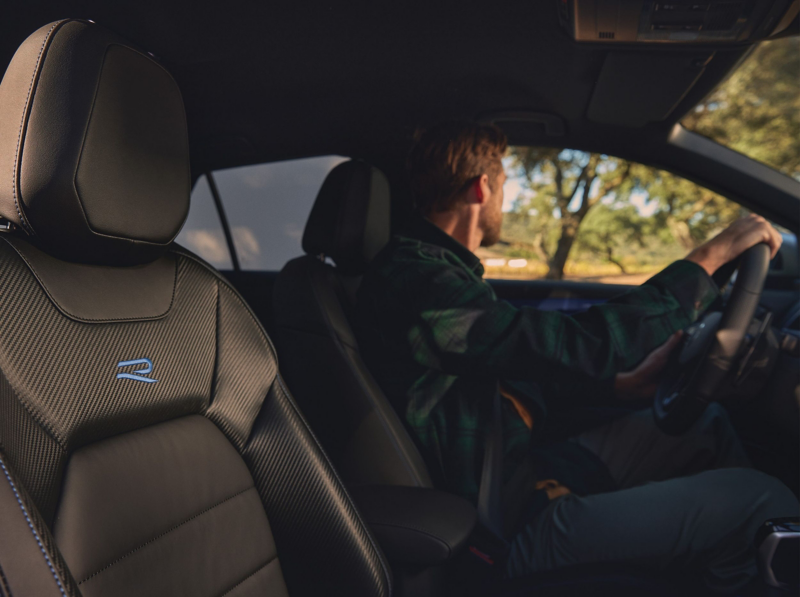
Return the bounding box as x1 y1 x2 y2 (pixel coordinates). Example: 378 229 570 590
654 244 772 435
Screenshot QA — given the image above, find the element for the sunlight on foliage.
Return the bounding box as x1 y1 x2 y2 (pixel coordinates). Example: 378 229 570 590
681 37 800 180
487 149 742 281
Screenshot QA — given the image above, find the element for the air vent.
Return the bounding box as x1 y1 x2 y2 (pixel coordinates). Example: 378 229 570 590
598 31 615 39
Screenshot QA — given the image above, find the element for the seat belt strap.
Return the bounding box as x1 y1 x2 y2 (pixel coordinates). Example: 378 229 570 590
477 385 505 539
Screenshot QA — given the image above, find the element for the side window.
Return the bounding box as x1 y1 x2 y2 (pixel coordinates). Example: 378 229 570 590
175 175 233 269
212 156 347 270
484 147 744 284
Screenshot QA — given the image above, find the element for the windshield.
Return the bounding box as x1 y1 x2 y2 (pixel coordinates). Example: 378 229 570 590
681 37 800 181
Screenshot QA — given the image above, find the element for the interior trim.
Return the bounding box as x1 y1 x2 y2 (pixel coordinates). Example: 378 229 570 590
1 235 177 323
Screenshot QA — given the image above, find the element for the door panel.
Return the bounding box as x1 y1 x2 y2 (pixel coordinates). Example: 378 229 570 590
490 274 800 324
488 278 631 312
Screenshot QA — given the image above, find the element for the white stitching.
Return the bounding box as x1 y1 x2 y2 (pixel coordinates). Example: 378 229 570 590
79 485 255 585
1 236 178 324
218 557 277 597
0 456 67 597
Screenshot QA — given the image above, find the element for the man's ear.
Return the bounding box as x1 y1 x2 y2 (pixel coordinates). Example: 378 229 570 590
473 174 490 205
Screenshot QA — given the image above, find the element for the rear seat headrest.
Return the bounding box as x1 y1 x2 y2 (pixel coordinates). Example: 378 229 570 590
0 19 190 265
302 160 390 275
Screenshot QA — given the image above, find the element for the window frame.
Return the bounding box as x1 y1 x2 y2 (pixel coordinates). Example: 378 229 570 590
204 171 240 271
186 156 347 272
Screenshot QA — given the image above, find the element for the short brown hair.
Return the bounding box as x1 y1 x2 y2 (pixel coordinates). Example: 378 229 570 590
408 121 507 215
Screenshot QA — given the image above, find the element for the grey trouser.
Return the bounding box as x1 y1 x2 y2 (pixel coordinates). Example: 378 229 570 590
505 405 799 593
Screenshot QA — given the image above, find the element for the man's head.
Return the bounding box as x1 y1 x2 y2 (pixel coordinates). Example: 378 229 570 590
408 121 508 247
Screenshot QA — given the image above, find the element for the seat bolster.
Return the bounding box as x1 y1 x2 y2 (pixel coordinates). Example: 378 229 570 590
0 453 80 597
174 245 393 597
242 376 393 597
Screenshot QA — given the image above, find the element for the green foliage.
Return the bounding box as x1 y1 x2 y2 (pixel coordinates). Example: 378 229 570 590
505 149 632 278
498 38 796 280
682 37 800 180
625 164 744 250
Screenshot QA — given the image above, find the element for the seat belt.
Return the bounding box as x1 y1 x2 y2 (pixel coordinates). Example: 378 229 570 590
477 384 505 539
463 385 510 577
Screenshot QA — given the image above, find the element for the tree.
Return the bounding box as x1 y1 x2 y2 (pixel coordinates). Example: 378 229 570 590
575 204 648 274
681 36 800 180
502 152 742 280
625 164 744 251
507 148 631 279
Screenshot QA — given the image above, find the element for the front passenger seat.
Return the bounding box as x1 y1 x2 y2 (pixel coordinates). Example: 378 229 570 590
0 20 390 597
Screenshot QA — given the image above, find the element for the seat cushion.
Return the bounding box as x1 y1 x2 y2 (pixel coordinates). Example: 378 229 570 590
54 415 287 597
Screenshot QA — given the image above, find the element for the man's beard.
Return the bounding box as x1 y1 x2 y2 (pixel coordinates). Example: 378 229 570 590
479 194 503 247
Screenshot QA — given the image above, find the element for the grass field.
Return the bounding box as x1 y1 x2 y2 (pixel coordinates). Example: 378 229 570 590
476 247 679 285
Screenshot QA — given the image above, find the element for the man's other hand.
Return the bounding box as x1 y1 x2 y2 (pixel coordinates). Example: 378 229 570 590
614 332 683 401
685 214 782 276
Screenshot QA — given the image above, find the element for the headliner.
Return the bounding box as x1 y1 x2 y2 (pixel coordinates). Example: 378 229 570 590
0 2 789 179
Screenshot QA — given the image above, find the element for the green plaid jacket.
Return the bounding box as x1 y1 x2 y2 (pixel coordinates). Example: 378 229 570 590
355 217 718 507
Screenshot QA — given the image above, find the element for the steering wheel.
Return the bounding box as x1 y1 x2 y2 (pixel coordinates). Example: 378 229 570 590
654 244 772 435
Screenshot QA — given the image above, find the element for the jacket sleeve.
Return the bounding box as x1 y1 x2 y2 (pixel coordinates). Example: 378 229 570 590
404 259 718 390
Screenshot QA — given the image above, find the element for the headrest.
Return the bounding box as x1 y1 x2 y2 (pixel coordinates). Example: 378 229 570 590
0 20 189 265
302 160 390 275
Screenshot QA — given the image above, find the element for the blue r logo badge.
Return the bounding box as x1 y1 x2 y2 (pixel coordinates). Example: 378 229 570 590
117 358 158 383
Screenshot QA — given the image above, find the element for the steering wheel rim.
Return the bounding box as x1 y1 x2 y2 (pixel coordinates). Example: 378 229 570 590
653 243 771 435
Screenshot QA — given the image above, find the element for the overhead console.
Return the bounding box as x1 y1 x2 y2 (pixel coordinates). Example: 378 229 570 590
559 0 799 44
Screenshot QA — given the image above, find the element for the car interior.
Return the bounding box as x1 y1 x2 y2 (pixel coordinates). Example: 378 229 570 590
1 2 799 597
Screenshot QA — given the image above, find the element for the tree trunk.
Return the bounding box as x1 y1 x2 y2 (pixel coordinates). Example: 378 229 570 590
606 246 627 274
546 218 579 279
542 157 629 280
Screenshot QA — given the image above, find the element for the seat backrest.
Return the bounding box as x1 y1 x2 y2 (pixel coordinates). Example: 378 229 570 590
0 20 390 597
273 161 432 489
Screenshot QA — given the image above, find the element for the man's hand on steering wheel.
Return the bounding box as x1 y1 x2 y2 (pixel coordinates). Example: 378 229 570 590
650 214 784 435
615 332 684 401
685 214 783 276
613 215 782 429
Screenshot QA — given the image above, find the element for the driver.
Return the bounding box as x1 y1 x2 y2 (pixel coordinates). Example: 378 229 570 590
354 121 799 592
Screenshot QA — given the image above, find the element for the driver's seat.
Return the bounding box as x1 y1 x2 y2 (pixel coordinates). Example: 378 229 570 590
0 20 389 597
271 164 713 597
273 160 433 489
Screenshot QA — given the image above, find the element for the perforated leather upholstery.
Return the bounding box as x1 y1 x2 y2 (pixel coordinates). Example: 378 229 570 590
0 20 390 597
274 160 433 490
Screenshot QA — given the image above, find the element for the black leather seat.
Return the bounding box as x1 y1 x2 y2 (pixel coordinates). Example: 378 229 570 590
273 161 432 490
0 20 390 597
